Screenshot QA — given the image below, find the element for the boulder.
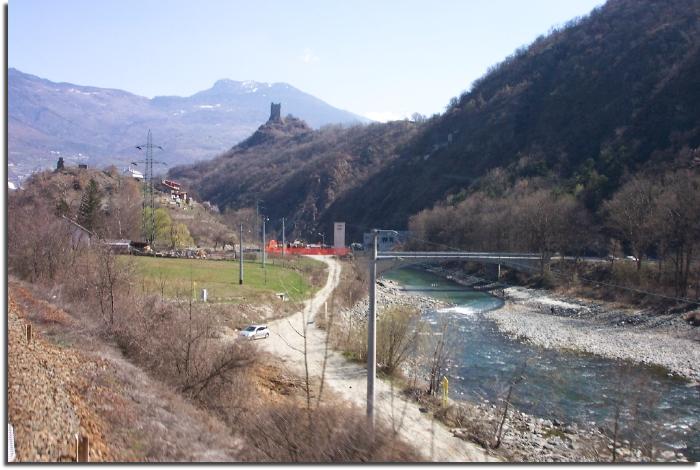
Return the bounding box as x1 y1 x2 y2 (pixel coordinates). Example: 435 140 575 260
683 311 700 327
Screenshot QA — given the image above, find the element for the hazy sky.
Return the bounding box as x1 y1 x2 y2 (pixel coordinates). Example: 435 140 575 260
10 0 605 121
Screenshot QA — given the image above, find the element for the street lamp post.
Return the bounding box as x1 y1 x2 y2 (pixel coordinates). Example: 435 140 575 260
282 217 286 257
262 216 269 267
318 232 325 247
367 230 378 427
239 224 244 285
367 229 398 428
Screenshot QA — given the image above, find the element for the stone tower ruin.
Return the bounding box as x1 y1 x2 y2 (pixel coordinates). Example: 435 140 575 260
269 102 282 122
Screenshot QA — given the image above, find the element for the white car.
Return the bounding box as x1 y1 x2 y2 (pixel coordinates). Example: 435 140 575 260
239 324 270 340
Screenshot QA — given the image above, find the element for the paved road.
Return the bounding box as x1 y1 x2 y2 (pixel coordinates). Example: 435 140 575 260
258 255 498 462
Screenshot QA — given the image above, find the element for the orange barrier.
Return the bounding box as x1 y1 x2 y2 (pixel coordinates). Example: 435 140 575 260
266 246 350 256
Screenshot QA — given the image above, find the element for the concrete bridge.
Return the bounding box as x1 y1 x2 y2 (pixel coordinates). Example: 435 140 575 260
375 250 544 275
364 244 545 422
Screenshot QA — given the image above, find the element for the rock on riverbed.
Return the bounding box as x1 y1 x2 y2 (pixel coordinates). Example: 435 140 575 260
484 295 700 382
340 280 450 324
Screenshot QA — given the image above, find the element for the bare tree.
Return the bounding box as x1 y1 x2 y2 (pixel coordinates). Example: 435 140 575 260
426 318 451 396
377 306 422 375
655 171 700 297
492 362 527 449
90 245 134 327
603 175 661 271
517 190 579 275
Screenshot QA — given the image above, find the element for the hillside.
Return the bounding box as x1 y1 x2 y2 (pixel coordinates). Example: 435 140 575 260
7 283 242 462
172 0 700 238
333 0 700 228
8 69 369 185
168 115 422 240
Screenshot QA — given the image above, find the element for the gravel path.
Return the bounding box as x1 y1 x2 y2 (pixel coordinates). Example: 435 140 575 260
484 289 700 382
257 256 497 462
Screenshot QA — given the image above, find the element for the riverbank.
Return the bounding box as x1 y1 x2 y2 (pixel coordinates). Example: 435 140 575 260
442 397 685 462
261 257 496 462
375 265 696 462
335 275 680 461
426 266 700 383
338 279 451 323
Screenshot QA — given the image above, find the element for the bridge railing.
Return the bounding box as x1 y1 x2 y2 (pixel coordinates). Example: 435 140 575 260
377 251 541 260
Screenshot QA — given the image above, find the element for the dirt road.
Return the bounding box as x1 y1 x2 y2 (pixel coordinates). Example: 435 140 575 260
258 256 497 462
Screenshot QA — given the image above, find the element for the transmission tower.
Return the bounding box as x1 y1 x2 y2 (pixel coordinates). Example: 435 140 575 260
133 130 166 245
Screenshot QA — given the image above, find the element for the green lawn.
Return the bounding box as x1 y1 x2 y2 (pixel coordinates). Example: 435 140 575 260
126 255 325 303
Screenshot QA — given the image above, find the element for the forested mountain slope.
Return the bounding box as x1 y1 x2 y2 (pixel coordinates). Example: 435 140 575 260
168 118 421 239
331 0 700 229
173 0 700 238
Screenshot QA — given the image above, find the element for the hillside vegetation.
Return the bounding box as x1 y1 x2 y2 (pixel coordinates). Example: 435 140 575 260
333 0 700 229
174 0 700 244
7 171 417 462
169 119 422 240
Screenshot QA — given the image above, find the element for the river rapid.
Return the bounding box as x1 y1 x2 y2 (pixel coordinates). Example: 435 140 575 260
381 267 699 461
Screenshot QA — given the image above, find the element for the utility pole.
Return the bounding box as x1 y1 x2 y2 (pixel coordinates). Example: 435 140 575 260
282 217 286 257
262 216 267 267
367 229 378 428
365 246 540 424
239 224 244 285
256 200 264 264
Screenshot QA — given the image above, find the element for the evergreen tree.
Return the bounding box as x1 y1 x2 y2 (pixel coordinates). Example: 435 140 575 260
77 179 101 232
54 198 70 217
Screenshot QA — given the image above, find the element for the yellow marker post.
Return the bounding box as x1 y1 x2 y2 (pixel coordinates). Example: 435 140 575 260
441 376 449 407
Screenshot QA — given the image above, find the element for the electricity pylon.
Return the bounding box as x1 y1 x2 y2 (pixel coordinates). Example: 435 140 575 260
133 130 166 245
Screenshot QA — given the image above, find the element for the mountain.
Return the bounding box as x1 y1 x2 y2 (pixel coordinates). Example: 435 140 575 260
176 0 699 240
7 68 369 184
167 114 421 240
333 0 700 229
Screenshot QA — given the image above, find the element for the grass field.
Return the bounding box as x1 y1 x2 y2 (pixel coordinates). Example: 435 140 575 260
126 255 325 303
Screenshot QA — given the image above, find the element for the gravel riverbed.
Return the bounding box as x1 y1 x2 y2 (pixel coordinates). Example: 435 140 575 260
425 266 700 383
485 298 700 383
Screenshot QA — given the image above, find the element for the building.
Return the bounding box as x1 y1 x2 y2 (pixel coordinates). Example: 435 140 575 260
362 230 411 252
161 179 189 205
333 222 346 249
103 239 132 254
269 102 282 122
124 166 144 181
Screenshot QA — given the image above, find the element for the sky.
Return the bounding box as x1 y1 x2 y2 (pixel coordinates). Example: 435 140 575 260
9 0 606 121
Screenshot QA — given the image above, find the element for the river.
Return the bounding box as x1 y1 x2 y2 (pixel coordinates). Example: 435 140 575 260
382 267 699 461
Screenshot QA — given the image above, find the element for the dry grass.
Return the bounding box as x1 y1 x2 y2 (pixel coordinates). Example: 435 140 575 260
9 250 421 462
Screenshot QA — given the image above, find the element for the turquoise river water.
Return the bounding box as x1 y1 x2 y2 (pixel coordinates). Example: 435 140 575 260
381 267 699 461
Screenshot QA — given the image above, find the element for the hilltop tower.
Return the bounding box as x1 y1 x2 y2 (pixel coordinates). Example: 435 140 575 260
269 102 282 122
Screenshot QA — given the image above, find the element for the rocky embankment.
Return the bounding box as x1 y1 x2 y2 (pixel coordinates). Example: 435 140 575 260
447 400 686 462
7 295 111 462
338 279 450 324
